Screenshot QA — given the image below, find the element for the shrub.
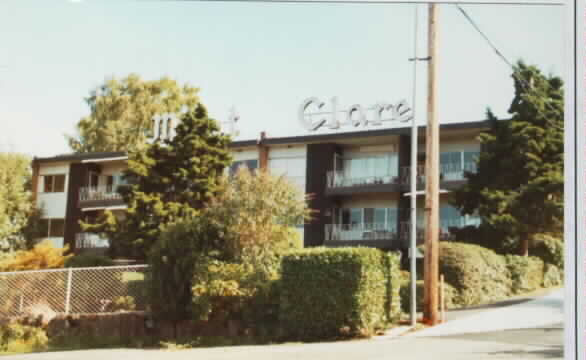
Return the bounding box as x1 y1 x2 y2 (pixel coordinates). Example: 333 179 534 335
0 240 72 271
279 248 401 340
439 242 511 306
530 234 563 268
148 216 223 325
399 279 458 313
64 254 114 268
543 264 563 288
0 322 48 353
505 255 545 295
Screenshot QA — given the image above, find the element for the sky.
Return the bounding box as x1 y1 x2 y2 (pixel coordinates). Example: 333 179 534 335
0 1 564 157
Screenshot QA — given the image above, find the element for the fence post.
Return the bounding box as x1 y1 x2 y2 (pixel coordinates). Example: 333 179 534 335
65 267 73 315
440 274 446 322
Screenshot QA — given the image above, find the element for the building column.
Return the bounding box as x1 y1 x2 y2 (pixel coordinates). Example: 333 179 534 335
258 131 269 171
30 160 40 207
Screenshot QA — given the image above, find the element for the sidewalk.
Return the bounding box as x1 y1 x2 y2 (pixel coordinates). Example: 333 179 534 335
404 287 564 337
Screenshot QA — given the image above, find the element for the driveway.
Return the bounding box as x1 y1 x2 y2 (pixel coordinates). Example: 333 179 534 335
5 288 564 360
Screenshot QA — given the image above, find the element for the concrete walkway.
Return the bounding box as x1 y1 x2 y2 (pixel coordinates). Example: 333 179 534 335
405 287 564 337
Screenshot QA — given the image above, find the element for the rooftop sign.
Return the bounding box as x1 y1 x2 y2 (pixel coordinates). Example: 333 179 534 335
298 96 413 131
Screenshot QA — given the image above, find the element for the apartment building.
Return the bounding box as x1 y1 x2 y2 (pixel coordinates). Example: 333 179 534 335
31 120 487 254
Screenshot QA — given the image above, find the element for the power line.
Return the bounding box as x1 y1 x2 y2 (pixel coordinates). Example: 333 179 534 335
455 4 563 131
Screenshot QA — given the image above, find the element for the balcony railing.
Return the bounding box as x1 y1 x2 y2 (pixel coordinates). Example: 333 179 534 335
75 233 109 249
399 218 480 243
326 171 399 189
79 185 123 202
325 223 399 242
400 162 477 185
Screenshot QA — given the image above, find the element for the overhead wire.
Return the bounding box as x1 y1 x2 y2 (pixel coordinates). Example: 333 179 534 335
454 4 563 131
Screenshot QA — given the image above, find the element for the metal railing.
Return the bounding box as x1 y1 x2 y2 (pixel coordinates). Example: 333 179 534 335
400 162 477 185
0 265 149 319
326 171 399 188
398 218 480 243
325 223 399 241
79 185 123 202
75 233 109 249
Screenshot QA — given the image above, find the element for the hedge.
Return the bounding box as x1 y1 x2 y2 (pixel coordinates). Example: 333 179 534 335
399 279 457 313
505 255 545 295
279 247 401 340
543 264 563 288
530 234 563 269
439 242 511 306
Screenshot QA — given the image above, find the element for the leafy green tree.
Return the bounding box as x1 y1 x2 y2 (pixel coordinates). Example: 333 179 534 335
451 61 563 256
67 74 200 153
83 104 232 259
0 152 42 251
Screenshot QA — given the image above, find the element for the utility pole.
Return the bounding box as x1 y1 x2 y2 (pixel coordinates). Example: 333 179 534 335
423 3 440 325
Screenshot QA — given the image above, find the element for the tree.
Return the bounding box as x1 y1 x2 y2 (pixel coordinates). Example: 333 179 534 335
207 167 311 262
451 61 563 256
83 104 232 259
67 74 200 153
149 168 312 326
0 152 42 252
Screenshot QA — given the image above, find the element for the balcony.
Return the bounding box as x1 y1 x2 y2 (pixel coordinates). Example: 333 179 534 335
75 232 109 250
78 185 125 209
399 162 477 190
324 223 400 249
398 218 480 246
325 171 400 196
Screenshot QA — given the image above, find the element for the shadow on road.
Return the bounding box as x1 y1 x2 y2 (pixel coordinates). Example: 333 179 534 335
481 345 563 359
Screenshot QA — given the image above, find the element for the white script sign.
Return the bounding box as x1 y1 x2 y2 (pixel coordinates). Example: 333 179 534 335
298 96 413 131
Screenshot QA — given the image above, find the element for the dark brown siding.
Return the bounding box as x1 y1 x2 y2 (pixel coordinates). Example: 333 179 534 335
63 163 87 252
304 143 337 247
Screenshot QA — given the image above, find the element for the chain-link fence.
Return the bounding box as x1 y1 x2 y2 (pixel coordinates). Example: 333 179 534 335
0 265 149 319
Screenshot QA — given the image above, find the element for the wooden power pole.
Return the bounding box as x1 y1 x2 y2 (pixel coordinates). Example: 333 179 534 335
423 3 440 325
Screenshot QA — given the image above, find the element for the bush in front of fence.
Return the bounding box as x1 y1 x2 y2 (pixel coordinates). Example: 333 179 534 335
279 247 401 340
0 241 71 272
0 321 48 354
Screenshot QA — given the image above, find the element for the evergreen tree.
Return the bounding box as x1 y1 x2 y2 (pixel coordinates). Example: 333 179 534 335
83 104 232 259
451 61 563 256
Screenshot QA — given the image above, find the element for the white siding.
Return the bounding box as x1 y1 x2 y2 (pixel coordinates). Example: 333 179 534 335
232 149 259 162
37 163 70 218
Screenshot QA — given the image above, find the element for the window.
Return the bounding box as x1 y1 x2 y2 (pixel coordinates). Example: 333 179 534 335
229 159 258 176
440 151 480 180
43 175 66 193
39 218 65 238
88 172 99 188
342 155 398 181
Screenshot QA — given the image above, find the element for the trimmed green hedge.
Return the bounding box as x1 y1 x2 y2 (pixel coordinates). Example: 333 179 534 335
505 255 545 295
279 248 401 340
399 279 457 313
439 242 511 306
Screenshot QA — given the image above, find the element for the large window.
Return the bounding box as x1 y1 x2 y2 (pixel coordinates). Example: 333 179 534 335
440 151 479 180
440 204 481 230
43 174 66 193
338 207 398 230
342 154 398 180
39 218 65 238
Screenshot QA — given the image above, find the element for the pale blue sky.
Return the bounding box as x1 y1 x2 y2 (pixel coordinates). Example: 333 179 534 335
0 1 564 157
